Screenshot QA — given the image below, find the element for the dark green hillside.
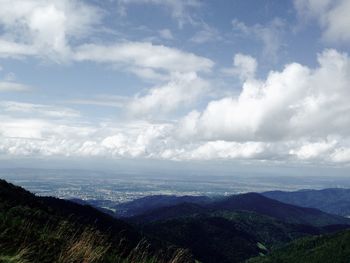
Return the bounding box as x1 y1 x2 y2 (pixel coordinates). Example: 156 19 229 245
3 179 350 263
208 211 324 247
142 215 263 263
131 202 207 224
0 179 193 263
141 211 337 263
130 192 350 262
248 229 350 263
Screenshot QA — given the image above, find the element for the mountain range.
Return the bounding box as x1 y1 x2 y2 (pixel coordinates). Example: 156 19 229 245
263 188 350 217
2 179 350 262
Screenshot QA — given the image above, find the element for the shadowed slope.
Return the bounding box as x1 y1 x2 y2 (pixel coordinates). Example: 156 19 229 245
0 179 194 263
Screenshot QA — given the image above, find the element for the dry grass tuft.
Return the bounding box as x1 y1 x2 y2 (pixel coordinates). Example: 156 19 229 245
57 228 110 263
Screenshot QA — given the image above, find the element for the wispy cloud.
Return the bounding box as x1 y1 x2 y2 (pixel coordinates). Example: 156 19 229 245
232 18 285 61
74 42 214 80
159 29 174 40
66 95 128 108
116 0 201 28
0 81 31 92
0 101 80 118
190 24 222 44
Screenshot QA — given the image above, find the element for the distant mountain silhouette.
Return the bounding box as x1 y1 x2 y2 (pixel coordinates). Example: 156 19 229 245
210 192 350 226
132 192 350 227
263 188 350 217
113 194 214 217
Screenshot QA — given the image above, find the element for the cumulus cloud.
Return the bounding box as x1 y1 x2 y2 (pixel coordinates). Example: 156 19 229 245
331 147 350 163
294 0 350 44
0 113 173 158
222 53 257 80
179 49 350 142
289 140 336 160
128 72 208 116
0 0 101 60
1 49 350 165
0 113 268 161
170 49 350 164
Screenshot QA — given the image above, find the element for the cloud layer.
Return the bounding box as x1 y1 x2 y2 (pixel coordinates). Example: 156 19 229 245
1 0 350 167
1 49 350 165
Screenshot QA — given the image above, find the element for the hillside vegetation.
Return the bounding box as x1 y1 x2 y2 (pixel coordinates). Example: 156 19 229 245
0 179 193 263
248 229 350 263
2 179 350 263
141 211 326 263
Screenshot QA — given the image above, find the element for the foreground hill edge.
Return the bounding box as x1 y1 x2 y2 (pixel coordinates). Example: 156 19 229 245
0 179 194 263
2 179 350 263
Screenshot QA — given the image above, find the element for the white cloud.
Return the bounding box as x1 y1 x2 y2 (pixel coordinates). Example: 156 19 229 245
0 0 101 60
0 0 213 82
222 53 257 80
289 140 336 160
0 40 36 58
74 42 214 79
128 72 208 116
178 49 350 146
0 101 80 118
294 0 350 44
0 114 173 159
232 18 285 61
331 147 350 163
184 141 266 160
0 118 48 139
0 82 30 92
1 49 350 165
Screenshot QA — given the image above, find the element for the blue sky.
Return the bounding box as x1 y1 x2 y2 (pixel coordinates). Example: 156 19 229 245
1 0 350 171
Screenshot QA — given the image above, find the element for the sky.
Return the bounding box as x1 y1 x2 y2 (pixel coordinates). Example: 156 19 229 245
0 0 350 172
